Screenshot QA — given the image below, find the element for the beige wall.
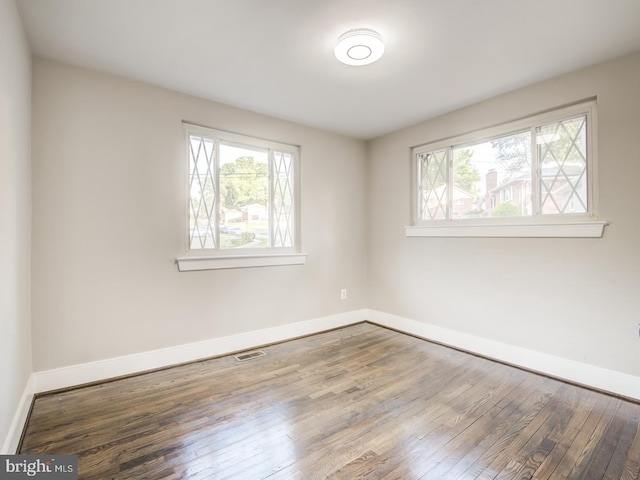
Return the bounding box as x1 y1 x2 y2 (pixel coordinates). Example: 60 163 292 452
31 59 367 371
0 0 32 451
367 52 640 376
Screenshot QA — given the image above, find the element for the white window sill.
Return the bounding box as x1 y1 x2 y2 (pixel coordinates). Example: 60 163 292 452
177 253 308 271
405 220 608 238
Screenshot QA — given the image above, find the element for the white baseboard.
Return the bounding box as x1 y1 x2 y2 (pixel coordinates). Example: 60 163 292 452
366 309 640 400
32 309 368 394
1 375 34 454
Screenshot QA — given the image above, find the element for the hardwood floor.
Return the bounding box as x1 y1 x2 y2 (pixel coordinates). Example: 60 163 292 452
20 323 640 479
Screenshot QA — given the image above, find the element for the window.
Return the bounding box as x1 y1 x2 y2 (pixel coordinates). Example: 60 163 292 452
408 100 607 238
501 186 512 203
177 123 305 271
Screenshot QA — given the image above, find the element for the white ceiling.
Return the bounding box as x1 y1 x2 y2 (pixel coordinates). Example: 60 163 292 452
16 0 640 139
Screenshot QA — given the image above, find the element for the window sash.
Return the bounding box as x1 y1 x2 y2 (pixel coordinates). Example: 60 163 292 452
184 123 299 255
412 100 596 225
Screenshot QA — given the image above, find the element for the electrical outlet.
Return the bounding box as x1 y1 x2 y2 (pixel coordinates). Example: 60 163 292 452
341 289 347 300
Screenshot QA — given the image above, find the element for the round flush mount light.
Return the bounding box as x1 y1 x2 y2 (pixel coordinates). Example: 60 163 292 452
335 28 385 66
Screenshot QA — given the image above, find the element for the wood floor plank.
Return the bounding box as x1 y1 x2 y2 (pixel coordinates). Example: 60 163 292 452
620 421 640 480
19 323 640 479
567 397 620 479
417 377 536 479
498 384 590 479
399 374 528 478
529 387 600 479
435 374 552 479
603 401 640 480
465 378 564 479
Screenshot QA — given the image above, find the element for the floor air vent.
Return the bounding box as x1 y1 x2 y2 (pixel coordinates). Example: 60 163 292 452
235 350 266 362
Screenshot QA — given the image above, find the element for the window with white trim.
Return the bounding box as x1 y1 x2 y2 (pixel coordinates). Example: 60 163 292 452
407 100 607 238
177 123 305 271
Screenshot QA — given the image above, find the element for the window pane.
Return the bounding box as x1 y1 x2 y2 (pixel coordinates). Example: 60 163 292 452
418 150 448 220
272 151 295 248
219 143 269 249
189 135 216 249
452 131 532 218
538 116 587 214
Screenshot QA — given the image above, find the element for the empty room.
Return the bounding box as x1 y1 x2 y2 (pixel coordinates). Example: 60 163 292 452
2 0 640 478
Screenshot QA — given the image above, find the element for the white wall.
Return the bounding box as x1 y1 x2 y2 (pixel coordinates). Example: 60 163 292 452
367 52 640 377
0 0 32 452
31 59 367 371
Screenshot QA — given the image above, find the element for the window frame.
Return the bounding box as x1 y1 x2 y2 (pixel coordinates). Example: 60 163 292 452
177 123 306 271
406 99 607 238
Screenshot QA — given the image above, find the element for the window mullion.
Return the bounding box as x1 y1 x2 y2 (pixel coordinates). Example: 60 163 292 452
586 109 595 216
414 153 420 222
530 126 540 216
213 139 220 250
446 147 453 220
268 149 274 248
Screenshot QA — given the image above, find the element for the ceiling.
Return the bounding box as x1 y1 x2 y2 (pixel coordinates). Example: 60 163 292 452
15 0 640 140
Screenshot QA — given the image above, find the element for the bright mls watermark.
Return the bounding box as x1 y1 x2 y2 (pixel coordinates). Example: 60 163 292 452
0 456 77 479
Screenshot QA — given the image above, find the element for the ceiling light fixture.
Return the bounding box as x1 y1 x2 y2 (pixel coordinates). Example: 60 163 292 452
335 28 384 66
